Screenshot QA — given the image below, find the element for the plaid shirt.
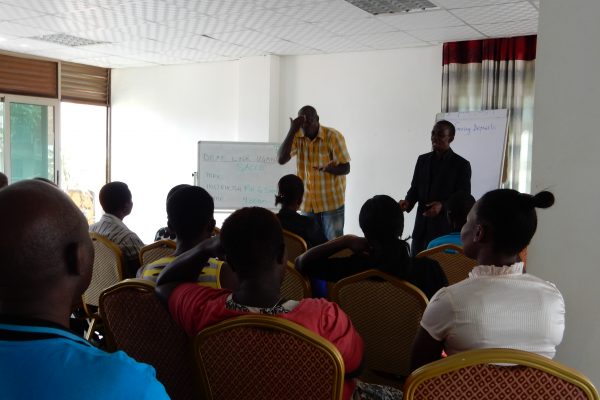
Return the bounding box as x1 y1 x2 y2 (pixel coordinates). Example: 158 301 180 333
291 125 350 213
89 213 144 263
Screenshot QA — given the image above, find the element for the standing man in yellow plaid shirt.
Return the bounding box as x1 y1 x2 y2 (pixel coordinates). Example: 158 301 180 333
278 105 351 240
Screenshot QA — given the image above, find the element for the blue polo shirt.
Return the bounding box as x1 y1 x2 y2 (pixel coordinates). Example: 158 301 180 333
0 320 169 400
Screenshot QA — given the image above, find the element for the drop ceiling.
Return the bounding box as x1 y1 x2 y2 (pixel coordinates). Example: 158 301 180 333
0 0 539 68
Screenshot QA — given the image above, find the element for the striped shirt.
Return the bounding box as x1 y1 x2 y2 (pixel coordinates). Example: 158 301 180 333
137 256 222 288
291 125 350 213
89 213 144 263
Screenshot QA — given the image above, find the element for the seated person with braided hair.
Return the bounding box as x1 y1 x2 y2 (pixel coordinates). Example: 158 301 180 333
276 174 327 248
411 189 565 371
296 195 447 299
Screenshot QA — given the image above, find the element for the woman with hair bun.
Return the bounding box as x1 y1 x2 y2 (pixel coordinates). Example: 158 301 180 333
410 189 565 370
275 174 327 248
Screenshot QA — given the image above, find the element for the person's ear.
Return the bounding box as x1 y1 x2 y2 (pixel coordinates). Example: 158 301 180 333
207 218 216 236
448 135 455 144
473 223 489 244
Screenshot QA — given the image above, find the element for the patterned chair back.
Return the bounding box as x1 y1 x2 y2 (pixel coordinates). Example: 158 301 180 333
282 229 308 263
331 269 428 385
403 348 599 400
82 233 124 314
194 315 345 400
139 239 176 267
416 244 477 285
280 261 311 301
99 279 201 400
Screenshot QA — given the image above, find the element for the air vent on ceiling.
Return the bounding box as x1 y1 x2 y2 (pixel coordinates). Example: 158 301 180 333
30 33 107 47
345 0 437 15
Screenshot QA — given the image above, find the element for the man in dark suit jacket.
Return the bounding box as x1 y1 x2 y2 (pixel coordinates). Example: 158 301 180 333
399 120 472 255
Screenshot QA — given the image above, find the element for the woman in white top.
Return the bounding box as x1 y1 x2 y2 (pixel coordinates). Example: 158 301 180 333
410 189 565 371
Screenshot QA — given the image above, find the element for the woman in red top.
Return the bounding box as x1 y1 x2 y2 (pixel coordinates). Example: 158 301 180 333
157 207 402 400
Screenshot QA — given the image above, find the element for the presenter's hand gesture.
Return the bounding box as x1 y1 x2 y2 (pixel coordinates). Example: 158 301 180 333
399 199 410 211
289 115 305 133
423 201 442 217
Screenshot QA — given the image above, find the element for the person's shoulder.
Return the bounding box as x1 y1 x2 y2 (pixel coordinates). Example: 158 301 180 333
449 149 470 164
322 125 345 139
520 273 564 297
86 348 168 397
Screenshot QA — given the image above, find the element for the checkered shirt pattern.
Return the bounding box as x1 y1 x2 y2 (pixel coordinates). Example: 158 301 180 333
291 125 350 213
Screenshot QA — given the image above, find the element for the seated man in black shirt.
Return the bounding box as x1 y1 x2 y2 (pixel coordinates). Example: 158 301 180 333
296 195 447 299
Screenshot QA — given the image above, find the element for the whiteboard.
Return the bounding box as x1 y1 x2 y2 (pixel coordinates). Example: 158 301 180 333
197 141 295 210
436 109 509 200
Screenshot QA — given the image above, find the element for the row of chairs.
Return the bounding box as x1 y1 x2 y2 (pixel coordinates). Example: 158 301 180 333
97 279 599 400
82 231 479 387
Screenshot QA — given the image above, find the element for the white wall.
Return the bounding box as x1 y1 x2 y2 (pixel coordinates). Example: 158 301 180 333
111 62 239 242
111 47 442 243
529 0 600 386
279 47 442 237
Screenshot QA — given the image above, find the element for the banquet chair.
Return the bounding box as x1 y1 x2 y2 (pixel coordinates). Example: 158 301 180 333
99 279 201 400
331 269 428 388
139 239 176 267
416 244 477 285
403 348 600 400
82 233 124 340
194 315 345 400
280 261 311 300
282 229 307 263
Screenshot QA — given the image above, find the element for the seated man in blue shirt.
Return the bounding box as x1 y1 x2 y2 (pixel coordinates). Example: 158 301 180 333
0 180 168 400
427 191 475 250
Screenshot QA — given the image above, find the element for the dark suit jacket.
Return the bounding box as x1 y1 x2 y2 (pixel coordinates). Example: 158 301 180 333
405 148 471 255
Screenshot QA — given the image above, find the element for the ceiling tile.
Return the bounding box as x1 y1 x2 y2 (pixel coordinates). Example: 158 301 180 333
309 36 372 53
0 37 64 52
28 46 107 61
379 10 465 30
431 0 520 8
317 17 398 36
210 30 281 48
262 23 339 46
275 0 371 23
0 3 46 21
252 39 321 55
450 2 537 25
0 21 58 38
164 16 241 35
70 54 156 68
12 14 98 32
473 18 537 37
217 9 302 30
352 31 428 49
408 24 482 41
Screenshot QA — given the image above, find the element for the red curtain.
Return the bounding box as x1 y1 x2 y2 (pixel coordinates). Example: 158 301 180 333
441 35 537 193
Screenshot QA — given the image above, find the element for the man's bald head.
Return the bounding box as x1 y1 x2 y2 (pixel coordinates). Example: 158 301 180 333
0 180 93 307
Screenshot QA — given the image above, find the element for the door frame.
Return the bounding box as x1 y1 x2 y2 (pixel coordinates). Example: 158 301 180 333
1 94 61 184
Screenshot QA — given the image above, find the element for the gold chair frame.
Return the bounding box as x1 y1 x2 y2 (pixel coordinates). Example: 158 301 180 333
194 314 345 400
404 348 600 400
282 229 308 263
139 239 177 266
331 269 428 385
280 261 312 300
416 244 477 285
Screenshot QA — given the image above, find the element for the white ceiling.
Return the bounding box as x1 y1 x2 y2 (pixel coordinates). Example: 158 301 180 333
0 0 539 68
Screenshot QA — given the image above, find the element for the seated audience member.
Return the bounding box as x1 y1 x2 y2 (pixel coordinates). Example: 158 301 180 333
275 174 327 248
296 195 447 299
156 207 403 400
139 185 222 286
426 191 475 249
410 189 565 371
89 181 144 278
154 183 190 241
0 172 8 188
0 180 168 399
